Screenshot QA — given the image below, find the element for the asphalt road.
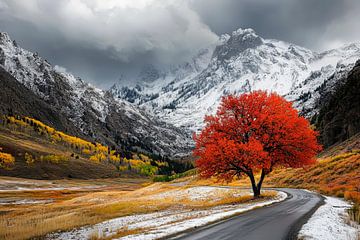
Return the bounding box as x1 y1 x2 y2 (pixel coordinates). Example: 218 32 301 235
172 188 324 240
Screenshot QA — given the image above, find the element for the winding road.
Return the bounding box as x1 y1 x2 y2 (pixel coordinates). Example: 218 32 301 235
172 188 324 240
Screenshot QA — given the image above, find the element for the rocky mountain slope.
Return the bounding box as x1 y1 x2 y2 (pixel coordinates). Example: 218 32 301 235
313 60 360 147
0 32 192 157
113 28 360 131
0 66 79 135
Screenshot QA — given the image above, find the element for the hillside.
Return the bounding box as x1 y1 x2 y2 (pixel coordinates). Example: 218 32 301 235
0 32 192 157
0 116 191 179
0 67 82 137
266 134 359 196
0 126 119 179
313 59 360 148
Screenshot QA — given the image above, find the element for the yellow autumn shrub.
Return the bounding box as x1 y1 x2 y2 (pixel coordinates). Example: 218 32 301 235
0 151 15 169
89 152 107 162
110 155 120 162
82 148 92 155
24 152 35 165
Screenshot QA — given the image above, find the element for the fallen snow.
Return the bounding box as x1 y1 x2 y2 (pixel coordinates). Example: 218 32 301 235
47 190 287 240
298 196 360 240
0 185 105 192
0 178 106 192
148 186 253 202
0 198 53 205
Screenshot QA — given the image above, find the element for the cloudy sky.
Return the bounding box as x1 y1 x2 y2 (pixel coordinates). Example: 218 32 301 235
0 0 359 88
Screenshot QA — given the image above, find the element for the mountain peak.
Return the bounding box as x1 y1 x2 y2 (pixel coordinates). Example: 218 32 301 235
231 28 258 37
213 28 263 61
0 32 12 44
0 32 19 51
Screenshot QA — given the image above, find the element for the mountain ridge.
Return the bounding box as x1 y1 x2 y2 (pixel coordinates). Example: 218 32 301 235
112 28 360 131
1 28 360 156
0 32 192 158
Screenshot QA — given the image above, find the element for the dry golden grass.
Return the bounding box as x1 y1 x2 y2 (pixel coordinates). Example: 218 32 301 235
265 151 359 200
0 177 148 240
0 177 271 240
0 130 72 157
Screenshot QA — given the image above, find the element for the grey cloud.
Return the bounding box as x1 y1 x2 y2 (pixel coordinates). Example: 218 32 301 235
190 0 359 51
0 0 359 88
0 0 218 87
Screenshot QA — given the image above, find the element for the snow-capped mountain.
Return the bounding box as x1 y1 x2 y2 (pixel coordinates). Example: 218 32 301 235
2 28 359 156
0 32 192 157
110 45 214 105
112 28 360 131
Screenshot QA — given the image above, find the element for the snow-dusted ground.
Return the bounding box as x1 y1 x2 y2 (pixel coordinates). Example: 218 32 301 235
0 178 105 192
298 196 360 240
47 189 287 240
148 186 253 202
0 198 53 205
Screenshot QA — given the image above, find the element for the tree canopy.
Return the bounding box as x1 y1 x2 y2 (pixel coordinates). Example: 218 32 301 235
194 91 322 197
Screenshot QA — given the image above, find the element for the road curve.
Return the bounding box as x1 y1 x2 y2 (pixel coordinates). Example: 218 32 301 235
172 188 324 240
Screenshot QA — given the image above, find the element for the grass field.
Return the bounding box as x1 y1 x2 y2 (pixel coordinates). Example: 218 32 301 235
0 177 148 240
0 176 278 240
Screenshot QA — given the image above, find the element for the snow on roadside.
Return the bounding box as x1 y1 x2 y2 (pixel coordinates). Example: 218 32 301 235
47 190 287 240
298 196 360 240
119 191 287 240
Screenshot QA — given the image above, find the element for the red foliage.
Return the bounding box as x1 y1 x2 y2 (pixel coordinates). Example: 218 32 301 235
193 91 322 196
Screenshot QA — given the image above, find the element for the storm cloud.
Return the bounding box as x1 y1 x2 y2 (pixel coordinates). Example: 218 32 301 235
190 0 360 50
0 0 359 88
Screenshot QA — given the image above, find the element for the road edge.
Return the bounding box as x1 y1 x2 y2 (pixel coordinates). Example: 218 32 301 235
165 190 290 240
286 190 325 240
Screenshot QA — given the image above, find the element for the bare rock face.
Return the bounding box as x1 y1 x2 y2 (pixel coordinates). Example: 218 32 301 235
314 60 360 147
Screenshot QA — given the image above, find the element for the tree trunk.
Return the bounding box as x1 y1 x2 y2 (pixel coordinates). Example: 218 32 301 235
248 171 260 198
257 169 266 194
247 169 267 198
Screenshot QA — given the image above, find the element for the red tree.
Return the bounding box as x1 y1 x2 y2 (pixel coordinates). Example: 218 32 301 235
194 91 322 197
